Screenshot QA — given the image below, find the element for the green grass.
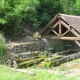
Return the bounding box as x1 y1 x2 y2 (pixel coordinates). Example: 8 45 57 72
0 65 78 80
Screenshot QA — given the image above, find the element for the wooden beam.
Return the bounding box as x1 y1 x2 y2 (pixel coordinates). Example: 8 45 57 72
61 30 69 36
41 14 59 35
42 36 80 40
60 37 80 40
52 20 59 29
52 30 59 36
75 40 80 46
61 20 80 38
44 21 60 35
59 19 62 36
55 50 70 55
42 36 60 39
61 16 80 34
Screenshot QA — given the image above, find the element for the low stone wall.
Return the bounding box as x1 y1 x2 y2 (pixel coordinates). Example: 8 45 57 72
47 39 65 51
5 40 46 60
7 41 45 54
47 39 80 51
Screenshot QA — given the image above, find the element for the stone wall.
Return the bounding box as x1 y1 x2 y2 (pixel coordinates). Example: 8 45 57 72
47 39 65 51
6 37 80 60
47 39 80 51
7 41 45 54
6 40 46 60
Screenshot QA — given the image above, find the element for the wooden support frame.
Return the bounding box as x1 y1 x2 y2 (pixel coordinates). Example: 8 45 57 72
52 20 59 29
60 37 80 40
59 19 62 36
52 30 59 36
44 20 59 35
42 36 80 40
61 20 80 38
61 30 69 36
75 40 80 46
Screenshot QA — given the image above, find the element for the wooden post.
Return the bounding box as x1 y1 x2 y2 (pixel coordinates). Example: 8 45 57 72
59 19 62 36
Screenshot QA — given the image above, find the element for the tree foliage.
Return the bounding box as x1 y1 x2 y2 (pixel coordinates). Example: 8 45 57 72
0 0 40 32
38 0 61 26
0 0 80 34
60 0 80 15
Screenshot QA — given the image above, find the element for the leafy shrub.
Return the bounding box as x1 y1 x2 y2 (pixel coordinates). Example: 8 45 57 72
0 32 7 58
44 61 52 68
52 45 59 53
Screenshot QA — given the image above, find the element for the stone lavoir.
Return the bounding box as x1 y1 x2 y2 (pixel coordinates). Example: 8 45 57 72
6 40 47 59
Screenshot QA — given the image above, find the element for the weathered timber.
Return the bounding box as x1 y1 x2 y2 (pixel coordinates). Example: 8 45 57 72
41 13 59 35
52 30 59 36
16 56 40 63
44 55 63 62
54 50 70 55
59 19 62 36
52 52 80 66
75 40 80 46
61 30 69 36
52 20 59 29
60 37 80 40
43 36 80 40
18 58 44 67
39 54 64 68
61 20 80 38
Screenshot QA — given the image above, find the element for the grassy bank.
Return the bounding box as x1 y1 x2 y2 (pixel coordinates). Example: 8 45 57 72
0 65 78 80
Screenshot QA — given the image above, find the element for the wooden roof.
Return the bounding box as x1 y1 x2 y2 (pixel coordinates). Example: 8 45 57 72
41 13 80 35
60 14 80 32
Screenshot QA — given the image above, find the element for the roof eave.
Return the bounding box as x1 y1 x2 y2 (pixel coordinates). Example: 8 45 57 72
40 13 61 35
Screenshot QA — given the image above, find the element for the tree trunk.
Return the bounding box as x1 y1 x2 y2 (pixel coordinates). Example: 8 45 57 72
52 52 80 66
